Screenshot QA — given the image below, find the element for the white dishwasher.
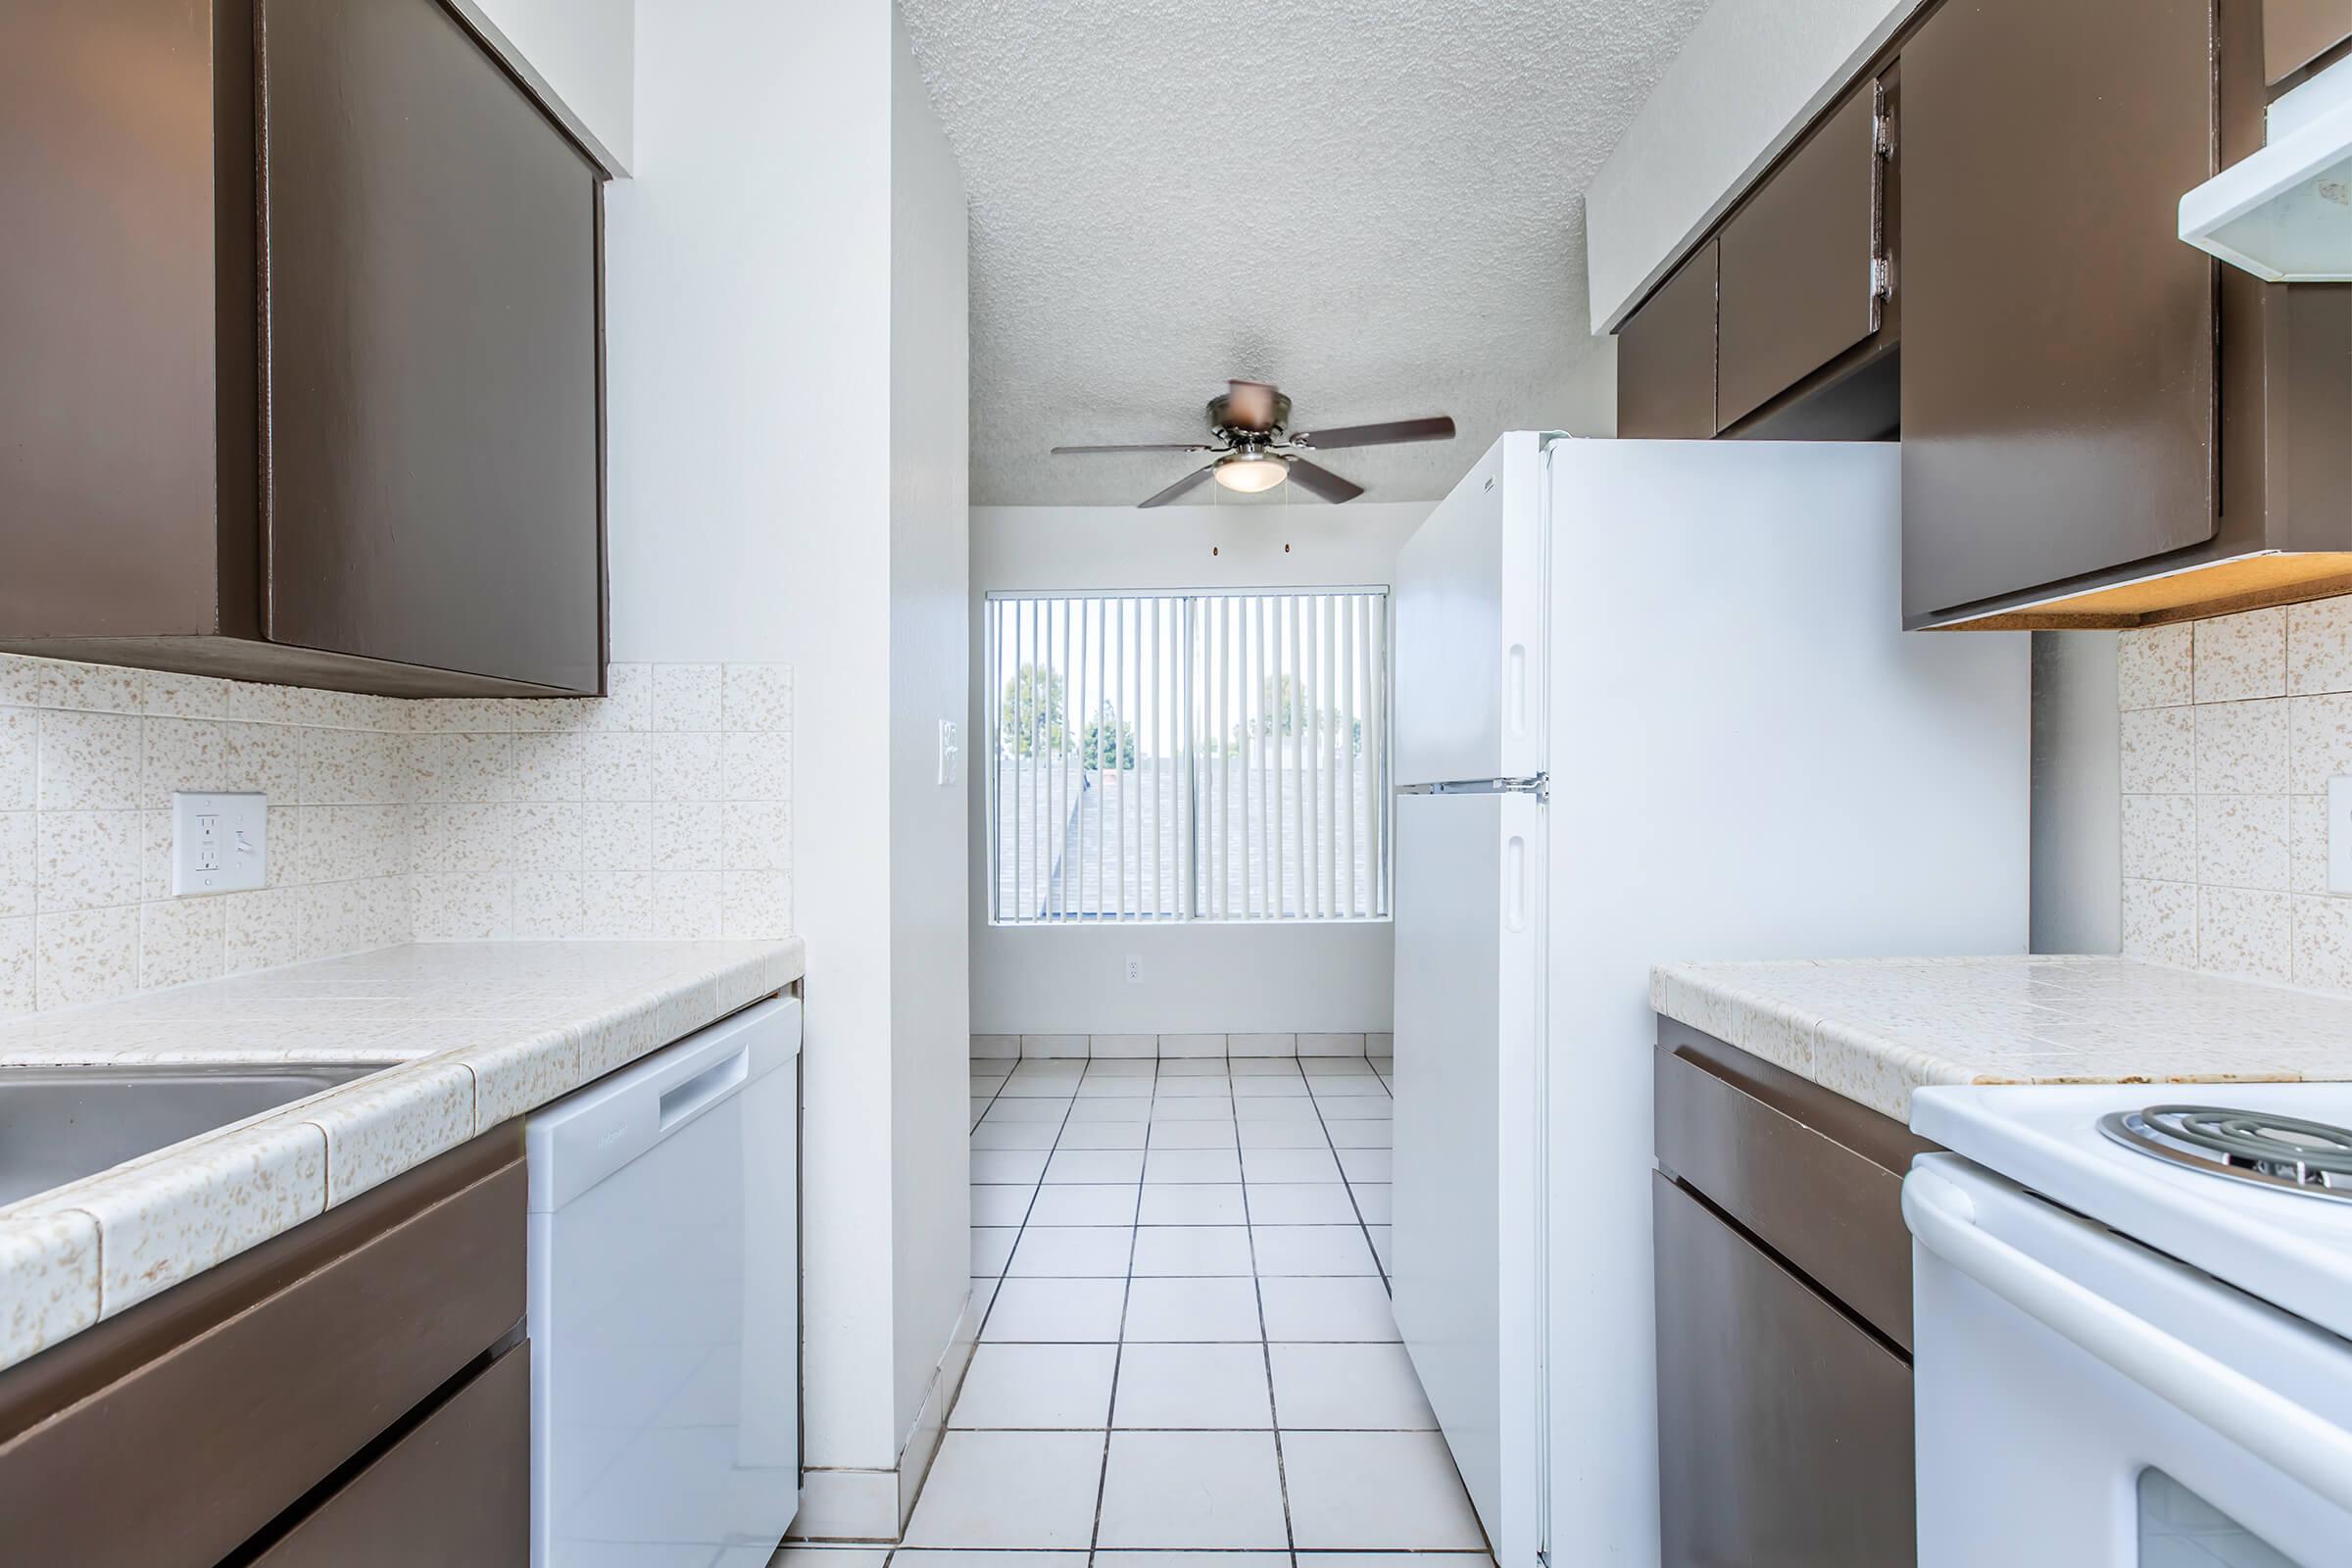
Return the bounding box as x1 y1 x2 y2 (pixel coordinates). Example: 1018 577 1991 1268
527 995 801 1568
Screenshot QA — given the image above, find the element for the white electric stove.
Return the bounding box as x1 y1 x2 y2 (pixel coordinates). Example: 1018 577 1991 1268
1905 1083 2352 1568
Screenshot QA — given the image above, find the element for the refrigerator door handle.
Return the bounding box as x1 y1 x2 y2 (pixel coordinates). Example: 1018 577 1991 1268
1398 773 1549 803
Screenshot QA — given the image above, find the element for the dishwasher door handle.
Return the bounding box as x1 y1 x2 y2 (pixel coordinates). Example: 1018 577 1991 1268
658 1045 752 1133
1904 1168 2352 1515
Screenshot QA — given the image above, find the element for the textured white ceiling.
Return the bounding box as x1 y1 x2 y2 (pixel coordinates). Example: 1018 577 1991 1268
898 0 1713 507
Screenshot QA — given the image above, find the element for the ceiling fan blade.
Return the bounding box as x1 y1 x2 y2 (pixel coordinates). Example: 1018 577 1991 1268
1286 458 1365 505
1226 379 1282 431
1139 465 1218 508
1293 415 1456 450
1052 442 1215 455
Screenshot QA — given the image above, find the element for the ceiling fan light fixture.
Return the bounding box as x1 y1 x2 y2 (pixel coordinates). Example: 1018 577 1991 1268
1212 454 1289 493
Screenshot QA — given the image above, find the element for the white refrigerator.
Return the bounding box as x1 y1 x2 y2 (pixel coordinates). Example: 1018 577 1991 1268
1391 435 2029 1568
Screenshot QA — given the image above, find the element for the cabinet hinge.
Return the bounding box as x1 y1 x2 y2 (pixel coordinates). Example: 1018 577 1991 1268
1868 77 1893 333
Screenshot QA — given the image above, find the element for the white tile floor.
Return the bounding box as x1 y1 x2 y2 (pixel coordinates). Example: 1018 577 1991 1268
869 1052 1493 1564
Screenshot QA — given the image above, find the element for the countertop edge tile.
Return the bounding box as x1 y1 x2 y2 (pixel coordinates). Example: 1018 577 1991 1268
0 1209 101 1368
0 936 803 1371
1651 955 2352 1123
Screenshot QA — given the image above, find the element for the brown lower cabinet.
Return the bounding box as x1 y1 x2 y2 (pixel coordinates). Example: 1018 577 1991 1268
0 1126 526 1567
1652 1021 1930 1567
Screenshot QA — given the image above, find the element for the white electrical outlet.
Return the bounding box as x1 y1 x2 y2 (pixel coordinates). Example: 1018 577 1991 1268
2331 777 2352 895
938 719 961 786
172 791 267 896
1124 955 1143 984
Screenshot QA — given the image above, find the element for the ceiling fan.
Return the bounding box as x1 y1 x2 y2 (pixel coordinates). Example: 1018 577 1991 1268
1051 380 1457 508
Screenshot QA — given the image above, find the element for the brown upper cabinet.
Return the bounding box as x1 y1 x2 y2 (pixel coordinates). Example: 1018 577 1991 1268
2267 0 2352 82
1610 0 2352 630
1716 78 1894 431
0 0 607 697
1614 70 1899 446
1616 241 1718 439
1899 0 2220 624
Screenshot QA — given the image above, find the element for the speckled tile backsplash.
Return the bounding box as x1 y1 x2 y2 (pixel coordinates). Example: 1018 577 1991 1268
0 657 792 1015
2119 601 2352 990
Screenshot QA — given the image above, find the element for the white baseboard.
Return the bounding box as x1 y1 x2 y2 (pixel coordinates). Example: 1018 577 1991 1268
971 1031 1390 1061
787 1467 901 1543
896 1288 983 1531
787 1289 981 1544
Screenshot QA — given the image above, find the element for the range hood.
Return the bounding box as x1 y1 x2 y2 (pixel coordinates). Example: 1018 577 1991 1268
2180 55 2352 280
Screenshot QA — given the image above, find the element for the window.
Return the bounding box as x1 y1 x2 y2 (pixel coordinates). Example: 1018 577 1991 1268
985 589 1391 924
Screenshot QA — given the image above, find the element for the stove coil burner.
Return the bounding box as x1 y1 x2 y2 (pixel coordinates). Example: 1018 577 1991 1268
2099 1103 2352 1202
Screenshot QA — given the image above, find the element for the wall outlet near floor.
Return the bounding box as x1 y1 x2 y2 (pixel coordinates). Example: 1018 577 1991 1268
2332 778 2352 896
171 791 267 896
1124 955 1142 984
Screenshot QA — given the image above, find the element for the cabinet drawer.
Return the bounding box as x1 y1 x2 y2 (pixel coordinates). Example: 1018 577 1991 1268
1617 240 1718 439
2267 0 2352 81
1716 80 1887 430
1653 1172 1916 1568
253 1340 527 1566
1653 1021 1932 1350
0 1131 523 1568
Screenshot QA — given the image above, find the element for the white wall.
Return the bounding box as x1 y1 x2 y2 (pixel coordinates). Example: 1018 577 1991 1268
885 2 973 1494
2031 632 2122 956
968 500 1430 1037
609 0 966 1524
459 0 636 174
1585 0 1924 332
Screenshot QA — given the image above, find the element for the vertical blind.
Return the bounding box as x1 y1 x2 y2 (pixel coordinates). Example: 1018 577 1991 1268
986 589 1391 924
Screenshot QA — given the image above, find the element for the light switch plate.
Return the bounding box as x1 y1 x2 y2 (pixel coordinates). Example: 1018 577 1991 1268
938 719 961 787
2331 777 2352 896
172 791 267 896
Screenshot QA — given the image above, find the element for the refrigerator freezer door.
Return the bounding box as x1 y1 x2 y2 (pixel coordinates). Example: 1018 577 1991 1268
1395 434 1549 787
1394 786 1545 1567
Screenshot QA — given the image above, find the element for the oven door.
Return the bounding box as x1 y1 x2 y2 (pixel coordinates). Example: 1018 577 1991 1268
1904 1154 2352 1568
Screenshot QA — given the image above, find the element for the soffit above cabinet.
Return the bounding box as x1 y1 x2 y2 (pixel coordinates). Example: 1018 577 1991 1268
1585 0 1930 335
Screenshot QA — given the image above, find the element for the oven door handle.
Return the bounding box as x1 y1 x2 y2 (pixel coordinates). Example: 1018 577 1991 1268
1905 1168 2352 1514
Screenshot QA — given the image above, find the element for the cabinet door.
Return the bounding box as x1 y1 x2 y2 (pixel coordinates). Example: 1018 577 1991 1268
1716 82 1888 430
2268 0 2352 81
1616 240 1717 438
1653 1173 1916 1568
1901 0 2217 622
253 1343 527 1566
260 0 604 693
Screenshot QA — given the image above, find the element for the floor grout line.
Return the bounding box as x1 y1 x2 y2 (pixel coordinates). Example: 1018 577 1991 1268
1298 1062 1394 1294
1087 1052 1157 1559
1233 1052 1300 1557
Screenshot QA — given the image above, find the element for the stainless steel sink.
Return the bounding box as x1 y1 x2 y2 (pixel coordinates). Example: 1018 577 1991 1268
0 1063 392 1209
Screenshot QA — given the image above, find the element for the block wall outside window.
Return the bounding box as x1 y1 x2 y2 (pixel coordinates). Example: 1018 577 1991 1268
985 590 1390 926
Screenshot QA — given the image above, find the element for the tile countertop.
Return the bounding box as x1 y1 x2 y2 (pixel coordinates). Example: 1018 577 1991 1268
1650 956 2352 1124
0 938 805 1373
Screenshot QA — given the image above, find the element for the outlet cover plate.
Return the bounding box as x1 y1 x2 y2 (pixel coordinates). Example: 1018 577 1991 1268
172 791 267 896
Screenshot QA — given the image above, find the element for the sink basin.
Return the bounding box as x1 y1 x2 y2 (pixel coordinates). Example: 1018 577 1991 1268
0 1063 391 1209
